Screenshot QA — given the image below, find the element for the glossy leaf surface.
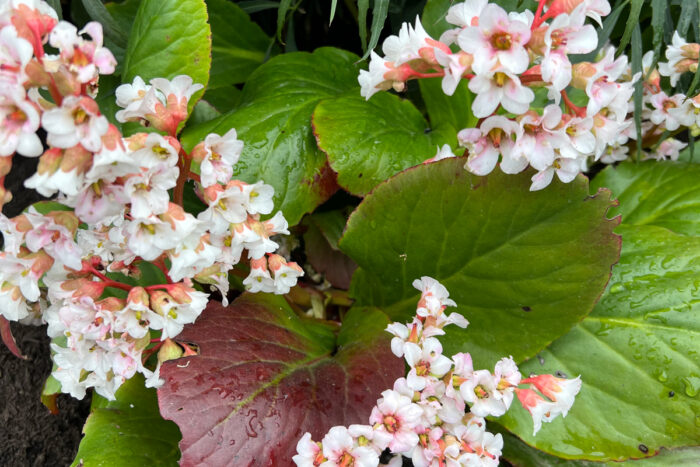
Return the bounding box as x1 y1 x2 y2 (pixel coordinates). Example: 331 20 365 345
180 48 361 226
122 0 211 91
313 92 455 196
158 294 402 465
71 374 182 466
501 225 700 460
340 158 620 366
591 161 700 236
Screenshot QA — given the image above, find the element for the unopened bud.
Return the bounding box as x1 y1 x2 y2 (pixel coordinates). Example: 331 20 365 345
158 338 184 363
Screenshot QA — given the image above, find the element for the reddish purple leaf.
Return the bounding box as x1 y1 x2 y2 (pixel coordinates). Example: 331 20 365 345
158 293 403 466
304 220 357 289
0 316 27 359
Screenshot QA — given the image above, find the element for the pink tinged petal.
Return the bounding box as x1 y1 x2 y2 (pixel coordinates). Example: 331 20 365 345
567 24 598 54
431 355 453 376
498 47 530 74
500 152 528 174
390 430 419 453
530 168 554 191
471 88 501 118
466 144 499 175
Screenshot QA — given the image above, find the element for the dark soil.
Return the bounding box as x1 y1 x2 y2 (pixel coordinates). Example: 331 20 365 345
0 316 90 466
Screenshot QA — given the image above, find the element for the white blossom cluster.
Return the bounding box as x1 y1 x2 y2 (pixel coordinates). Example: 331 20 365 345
0 0 302 400
294 277 581 466
361 0 700 190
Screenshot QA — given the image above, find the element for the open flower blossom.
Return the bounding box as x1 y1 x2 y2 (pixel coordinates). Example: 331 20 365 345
0 0 301 401
359 0 696 191
296 277 582 465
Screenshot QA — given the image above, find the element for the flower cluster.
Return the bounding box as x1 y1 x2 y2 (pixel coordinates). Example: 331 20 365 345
0 1 301 400
360 0 700 190
294 277 581 466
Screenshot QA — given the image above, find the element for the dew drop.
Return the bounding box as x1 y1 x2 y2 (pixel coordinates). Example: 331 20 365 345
682 376 700 397
609 283 624 294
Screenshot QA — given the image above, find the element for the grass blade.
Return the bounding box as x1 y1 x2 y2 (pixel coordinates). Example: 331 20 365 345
362 0 389 59
617 0 643 54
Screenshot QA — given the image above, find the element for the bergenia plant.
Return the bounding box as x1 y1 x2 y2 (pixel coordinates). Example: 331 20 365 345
1 0 699 465
294 277 582 466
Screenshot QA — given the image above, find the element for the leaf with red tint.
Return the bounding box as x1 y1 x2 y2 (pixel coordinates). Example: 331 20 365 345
0 316 27 359
157 293 403 466
304 215 357 289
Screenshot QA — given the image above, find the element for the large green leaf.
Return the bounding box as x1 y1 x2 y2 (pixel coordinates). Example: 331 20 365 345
180 48 362 226
497 423 700 467
339 158 620 366
591 161 700 236
313 92 455 196
71 374 182 466
418 77 477 132
501 224 700 461
207 0 272 88
122 0 211 90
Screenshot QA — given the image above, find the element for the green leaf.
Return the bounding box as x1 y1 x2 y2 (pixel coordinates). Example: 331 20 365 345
27 201 73 214
46 0 62 18
207 0 273 88
202 86 242 113
591 161 700 236
419 77 477 131
421 0 452 38
329 0 338 24
186 100 221 127
309 209 348 249
649 0 666 71
238 0 279 14
617 0 643 53
276 0 292 41
71 374 182 466
497 422 700 466
677 0 698 37
313 92 455 196
363 0 389 59
358 0 369 48
500 224 700 461
122 0 211 97
180 48 362 226
339 158 621 366
82 0 128 48
103 0 142 72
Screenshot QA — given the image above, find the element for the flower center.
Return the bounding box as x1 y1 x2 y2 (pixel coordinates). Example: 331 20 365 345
474 384 489 399
338 452 355 467
383 414 400 433
491 32 512 51
73 107 88 124
494 72 508 87
415 361 430 376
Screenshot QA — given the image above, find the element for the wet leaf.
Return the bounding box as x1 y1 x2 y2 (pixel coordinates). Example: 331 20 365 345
71 374 182 466
500 225 700 461
157 294 402 465
591 161 700 236
122 0 211 110
340 158 620 366
180 48 362 226
313 92 455 196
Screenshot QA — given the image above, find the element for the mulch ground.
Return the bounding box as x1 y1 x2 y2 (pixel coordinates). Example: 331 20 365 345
0 321 90 466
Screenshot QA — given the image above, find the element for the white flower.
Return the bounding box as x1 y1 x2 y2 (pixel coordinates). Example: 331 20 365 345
369 389 424 452
42 96 108 152
458 3 531 75
404 338 453 391
469 70 535 118
197 129 244 187
320 426 379 467
460 369 508 417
